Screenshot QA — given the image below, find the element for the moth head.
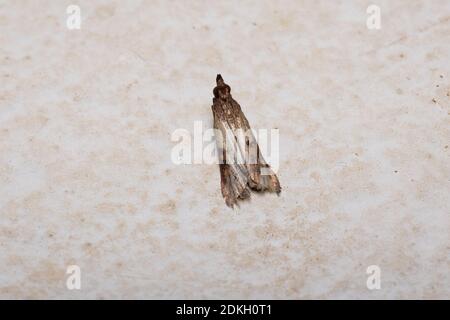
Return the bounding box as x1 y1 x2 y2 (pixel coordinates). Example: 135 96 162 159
213 74 231 100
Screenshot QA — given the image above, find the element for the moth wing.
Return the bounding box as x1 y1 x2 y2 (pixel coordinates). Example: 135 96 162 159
213 106 251 207
219 164 250 208
234 107 281 194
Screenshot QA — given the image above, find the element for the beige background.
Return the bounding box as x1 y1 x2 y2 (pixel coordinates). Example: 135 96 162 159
0 0 449 299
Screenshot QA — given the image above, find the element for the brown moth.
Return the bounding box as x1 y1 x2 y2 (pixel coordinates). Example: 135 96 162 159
211 74 281 208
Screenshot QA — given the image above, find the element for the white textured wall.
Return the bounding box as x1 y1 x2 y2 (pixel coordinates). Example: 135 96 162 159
0 0 449 299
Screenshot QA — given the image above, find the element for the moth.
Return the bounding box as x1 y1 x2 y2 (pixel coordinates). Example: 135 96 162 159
211 75 281 207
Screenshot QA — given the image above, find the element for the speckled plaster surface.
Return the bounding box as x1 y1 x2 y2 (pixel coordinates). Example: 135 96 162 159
0 0 449 299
